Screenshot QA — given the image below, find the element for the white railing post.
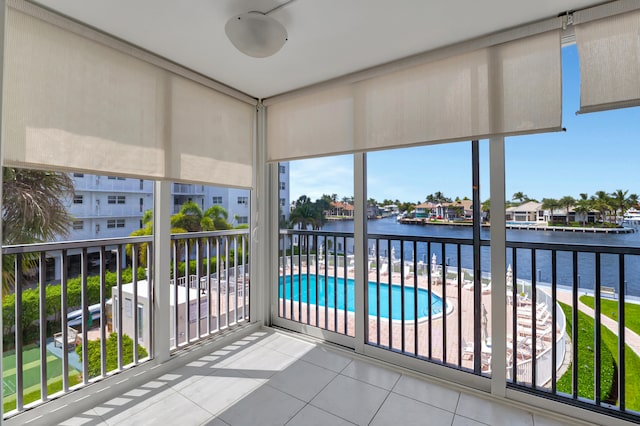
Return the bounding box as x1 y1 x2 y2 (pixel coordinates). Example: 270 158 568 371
0 1 7 421
353 153 367 353
490 136 507 396
254 103 272 325
153 180 171 363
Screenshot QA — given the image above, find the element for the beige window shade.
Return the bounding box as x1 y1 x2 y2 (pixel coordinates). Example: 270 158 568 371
574 9 640 114
3 8 255 188
169 76 254 188
267 30 561 162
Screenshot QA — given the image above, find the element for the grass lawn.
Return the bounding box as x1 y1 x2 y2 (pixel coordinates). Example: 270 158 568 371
3 344 81 412
579 295 640 336
557 302 640 410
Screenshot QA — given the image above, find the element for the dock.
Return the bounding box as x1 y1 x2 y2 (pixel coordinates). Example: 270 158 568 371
397 218 634 233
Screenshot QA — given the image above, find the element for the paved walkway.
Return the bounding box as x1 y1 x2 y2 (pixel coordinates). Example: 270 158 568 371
556 290 640 358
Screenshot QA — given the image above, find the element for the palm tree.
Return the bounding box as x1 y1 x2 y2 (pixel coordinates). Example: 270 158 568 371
3 168 74 244
512 192 527 204
2 168 75 293
204 205 232 231
573 193 591 227
611 189 628 224
591 191 611 224
628 193 639 210
128 209 187 266
541 198 560 225
289 202 319 230
170 201 231 232
558 196 575 225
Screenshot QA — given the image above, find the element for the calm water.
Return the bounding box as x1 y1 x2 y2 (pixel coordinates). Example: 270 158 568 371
279 274 445 320
320 217 640 296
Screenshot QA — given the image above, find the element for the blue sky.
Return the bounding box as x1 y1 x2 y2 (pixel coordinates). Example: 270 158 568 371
289 45 640 204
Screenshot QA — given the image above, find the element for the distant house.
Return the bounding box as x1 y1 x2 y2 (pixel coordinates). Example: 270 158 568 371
381 204 399 217
446 200 473 220
368 204 381 219
505 201 544 222
328 201 354 218
416 200 472 220
415 202 437 218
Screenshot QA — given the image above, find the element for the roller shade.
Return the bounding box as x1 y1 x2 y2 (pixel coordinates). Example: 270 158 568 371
3 8 255 188
574 9 640 114
169 76 254 188
267 30 561 162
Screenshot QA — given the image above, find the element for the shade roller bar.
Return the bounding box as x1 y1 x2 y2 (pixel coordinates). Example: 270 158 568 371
267 30 561 162
574 9 640 114
3 8 254 189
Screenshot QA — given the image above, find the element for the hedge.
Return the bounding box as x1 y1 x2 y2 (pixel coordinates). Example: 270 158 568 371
171 248 247 277
2 268 146 345
76 332 148 379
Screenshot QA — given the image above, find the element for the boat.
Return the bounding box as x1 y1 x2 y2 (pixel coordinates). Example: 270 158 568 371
623 208 640 225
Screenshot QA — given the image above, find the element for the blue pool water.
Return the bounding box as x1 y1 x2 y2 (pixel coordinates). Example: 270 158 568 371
279 275 445 321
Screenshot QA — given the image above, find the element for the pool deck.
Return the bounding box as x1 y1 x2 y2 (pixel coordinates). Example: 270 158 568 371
279 264 564 380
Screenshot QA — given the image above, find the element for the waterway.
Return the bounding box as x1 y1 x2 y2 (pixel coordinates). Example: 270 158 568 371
320 217 640 296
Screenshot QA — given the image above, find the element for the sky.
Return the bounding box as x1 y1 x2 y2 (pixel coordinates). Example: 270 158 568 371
289 45 640 205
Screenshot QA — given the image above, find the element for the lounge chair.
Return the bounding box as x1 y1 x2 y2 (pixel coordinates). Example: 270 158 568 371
54 326 78 349
379 263 389 276
463 281 491 294
517 294 532 306
462 339 474 360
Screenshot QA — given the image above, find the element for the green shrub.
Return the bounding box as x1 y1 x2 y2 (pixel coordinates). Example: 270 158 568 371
2 267 147 342
76 332 148 379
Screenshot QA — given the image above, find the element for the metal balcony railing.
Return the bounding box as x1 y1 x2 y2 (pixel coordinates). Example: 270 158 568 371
1 228 251 419
1 236 152 417
278 229 640 421
169 230 250 351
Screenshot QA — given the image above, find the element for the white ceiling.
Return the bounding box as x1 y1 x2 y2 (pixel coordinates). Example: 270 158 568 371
32 0 606 99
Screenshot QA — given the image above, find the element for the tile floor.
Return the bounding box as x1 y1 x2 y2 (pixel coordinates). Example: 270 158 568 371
56 329 584 426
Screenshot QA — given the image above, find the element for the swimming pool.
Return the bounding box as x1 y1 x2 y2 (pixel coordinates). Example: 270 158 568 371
279 275 448 321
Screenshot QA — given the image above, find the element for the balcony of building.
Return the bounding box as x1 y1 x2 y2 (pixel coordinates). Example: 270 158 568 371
2 1 640 425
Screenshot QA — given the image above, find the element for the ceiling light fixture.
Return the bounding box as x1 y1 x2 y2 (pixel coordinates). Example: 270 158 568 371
225 1 296 58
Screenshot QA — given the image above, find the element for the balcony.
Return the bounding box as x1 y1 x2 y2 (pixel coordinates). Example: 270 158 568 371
275 229 640 423
3 227 639 425
2 1 639 425
13 329 568 426
1 230 249 421
172 184 205 196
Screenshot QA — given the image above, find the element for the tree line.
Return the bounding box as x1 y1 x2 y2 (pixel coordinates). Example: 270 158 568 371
538 190 638 225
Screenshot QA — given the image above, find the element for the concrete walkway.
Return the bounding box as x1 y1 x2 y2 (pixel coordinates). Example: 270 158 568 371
556 290 640 358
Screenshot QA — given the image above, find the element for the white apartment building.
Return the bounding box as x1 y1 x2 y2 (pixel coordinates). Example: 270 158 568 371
68 173 154 241
65 162 290 241
278 163 290 223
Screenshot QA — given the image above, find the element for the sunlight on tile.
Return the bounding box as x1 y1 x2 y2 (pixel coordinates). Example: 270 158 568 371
141 380 166 389
91 406 114 416
156 373 181 382
198 355 221 362
124 388 151 398
103 397 132 407
185 360 208 367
